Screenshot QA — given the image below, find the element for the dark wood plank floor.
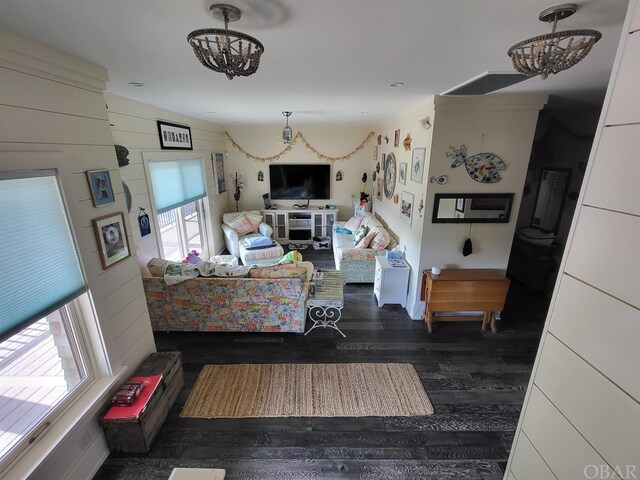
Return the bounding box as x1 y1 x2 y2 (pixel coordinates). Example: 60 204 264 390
94 249 548 480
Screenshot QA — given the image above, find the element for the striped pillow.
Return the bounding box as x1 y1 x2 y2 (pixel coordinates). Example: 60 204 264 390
344 216 363 232
370 227 391 250
245 211 263 231
226 213 254 235
355 231 376 249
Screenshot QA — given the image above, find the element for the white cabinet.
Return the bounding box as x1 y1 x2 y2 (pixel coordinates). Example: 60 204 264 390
261 208 338 244
374 256 410 307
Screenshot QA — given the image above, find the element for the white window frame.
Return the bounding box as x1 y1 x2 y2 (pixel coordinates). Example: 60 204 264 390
0 153 117 479
143 153 214 260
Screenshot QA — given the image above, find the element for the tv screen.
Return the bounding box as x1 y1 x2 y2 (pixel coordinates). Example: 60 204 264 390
269 164 330 200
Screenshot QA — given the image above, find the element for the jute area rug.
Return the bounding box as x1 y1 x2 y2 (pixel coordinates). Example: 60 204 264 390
181 363 433 418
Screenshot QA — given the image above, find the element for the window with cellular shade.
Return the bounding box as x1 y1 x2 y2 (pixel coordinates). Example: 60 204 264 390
0 170 86 341
148 158 206 214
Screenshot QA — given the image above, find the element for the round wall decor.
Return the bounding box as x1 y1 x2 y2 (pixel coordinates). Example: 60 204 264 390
384 152 396 199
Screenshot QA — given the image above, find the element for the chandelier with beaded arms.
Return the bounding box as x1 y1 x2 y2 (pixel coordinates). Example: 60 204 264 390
188 3 265 80
507 3 601 80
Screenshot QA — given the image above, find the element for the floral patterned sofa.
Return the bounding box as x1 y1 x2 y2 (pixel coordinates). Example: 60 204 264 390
142 263 310 333
332 212 398 284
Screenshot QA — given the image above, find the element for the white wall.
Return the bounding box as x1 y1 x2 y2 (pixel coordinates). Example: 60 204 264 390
0 29 155 479
225 126 373 219
376 95 546 319
105 93 229 267
506 1 640 478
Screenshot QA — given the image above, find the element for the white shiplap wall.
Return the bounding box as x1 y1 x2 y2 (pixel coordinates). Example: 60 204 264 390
505 1 640 479
0 29 157 479
105 93 230 269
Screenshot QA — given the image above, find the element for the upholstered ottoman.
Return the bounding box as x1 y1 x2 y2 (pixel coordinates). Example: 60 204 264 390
239 241 284 266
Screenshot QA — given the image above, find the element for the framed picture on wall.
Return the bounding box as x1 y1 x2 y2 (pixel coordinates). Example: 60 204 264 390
92 212 131 269
401 191 414 226
212 152 227 194
399 162 407 185
411 147 426 183
86 169 115 207
157 121 193 150
456 198 465 212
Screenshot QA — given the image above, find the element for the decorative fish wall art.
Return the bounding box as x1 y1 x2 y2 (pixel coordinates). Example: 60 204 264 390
446 145 506 183
429 175 449 185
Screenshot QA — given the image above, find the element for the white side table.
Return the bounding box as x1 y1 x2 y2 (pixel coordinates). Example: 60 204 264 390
374 256 410 307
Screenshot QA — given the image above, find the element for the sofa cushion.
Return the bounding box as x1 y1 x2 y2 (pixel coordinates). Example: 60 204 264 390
344 216 363 232
370 227 391 250
244 210 263 231
226 213 255 235
355 230 376 249
205 264 251 278
248 264 308 281
353 225 369 244
147 258 181 277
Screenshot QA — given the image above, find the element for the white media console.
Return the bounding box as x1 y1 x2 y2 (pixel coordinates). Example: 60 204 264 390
261 208 338 245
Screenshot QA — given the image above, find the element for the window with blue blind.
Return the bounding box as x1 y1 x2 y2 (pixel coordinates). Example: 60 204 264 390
148 158 206 214
0 170 87 342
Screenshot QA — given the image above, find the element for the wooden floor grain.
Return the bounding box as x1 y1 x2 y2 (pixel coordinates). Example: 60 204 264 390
94 249 547 480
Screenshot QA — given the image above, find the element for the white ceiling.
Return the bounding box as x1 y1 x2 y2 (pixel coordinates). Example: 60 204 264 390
0 0 630 125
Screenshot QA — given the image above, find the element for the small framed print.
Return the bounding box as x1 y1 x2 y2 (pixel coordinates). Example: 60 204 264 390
401 191 414 226
394 129 400 147
373 145 378 162
157 121 193 150
86 169 115 207
212 152 227 194
456 198 465 212
411 147 426 183
399 162 407 185
92 212 131 270
138 207 151 237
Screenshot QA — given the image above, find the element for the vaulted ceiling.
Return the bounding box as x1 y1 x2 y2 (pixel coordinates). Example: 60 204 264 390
0 0 630 125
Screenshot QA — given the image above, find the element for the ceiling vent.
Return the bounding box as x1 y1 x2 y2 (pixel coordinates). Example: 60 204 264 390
441 71 530 96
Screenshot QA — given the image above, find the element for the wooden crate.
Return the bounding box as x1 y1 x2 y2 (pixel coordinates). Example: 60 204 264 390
101 352 183 453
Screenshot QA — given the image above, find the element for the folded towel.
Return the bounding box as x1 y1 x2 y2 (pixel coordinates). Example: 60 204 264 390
335 227 352 234
243 236 273 248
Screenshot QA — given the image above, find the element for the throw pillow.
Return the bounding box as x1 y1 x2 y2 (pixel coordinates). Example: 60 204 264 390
248 265 307 281
370 227 391 250
344 216 363 232
226 213 254 236
353 225 369 244
208 264 251 278
244 211 263 231
147 258 182 277
355 230 376 249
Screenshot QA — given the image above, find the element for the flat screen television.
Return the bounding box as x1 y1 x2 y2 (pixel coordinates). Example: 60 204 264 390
269 164 330 200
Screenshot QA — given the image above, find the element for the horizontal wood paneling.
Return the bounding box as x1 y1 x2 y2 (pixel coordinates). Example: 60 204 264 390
605 32 640 125
510 434 556 480
522 386 619 480
583 125 640 215
0 104 113 145
549 275 640 401
535 336 640 470
564 207 640 308
0 67 108 120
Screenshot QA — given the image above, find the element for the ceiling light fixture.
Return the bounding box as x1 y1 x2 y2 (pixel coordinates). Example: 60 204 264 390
507 3 601 80
128 82 145 87
187 3 265 80
282 111 293 143
390 82 405 87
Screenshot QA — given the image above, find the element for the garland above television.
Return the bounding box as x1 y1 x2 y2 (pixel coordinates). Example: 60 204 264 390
225 131 374 163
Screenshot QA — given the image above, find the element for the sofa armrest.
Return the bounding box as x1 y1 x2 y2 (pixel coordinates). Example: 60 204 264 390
259 222 273 238
221 224 240 257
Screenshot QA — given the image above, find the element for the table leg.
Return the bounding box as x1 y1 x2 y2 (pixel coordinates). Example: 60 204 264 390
426 311 433 334
305 305 346 338
481 311 489 332
490 312 497 333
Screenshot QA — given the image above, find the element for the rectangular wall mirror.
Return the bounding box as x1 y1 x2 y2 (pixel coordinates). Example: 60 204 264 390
432 193 514 223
